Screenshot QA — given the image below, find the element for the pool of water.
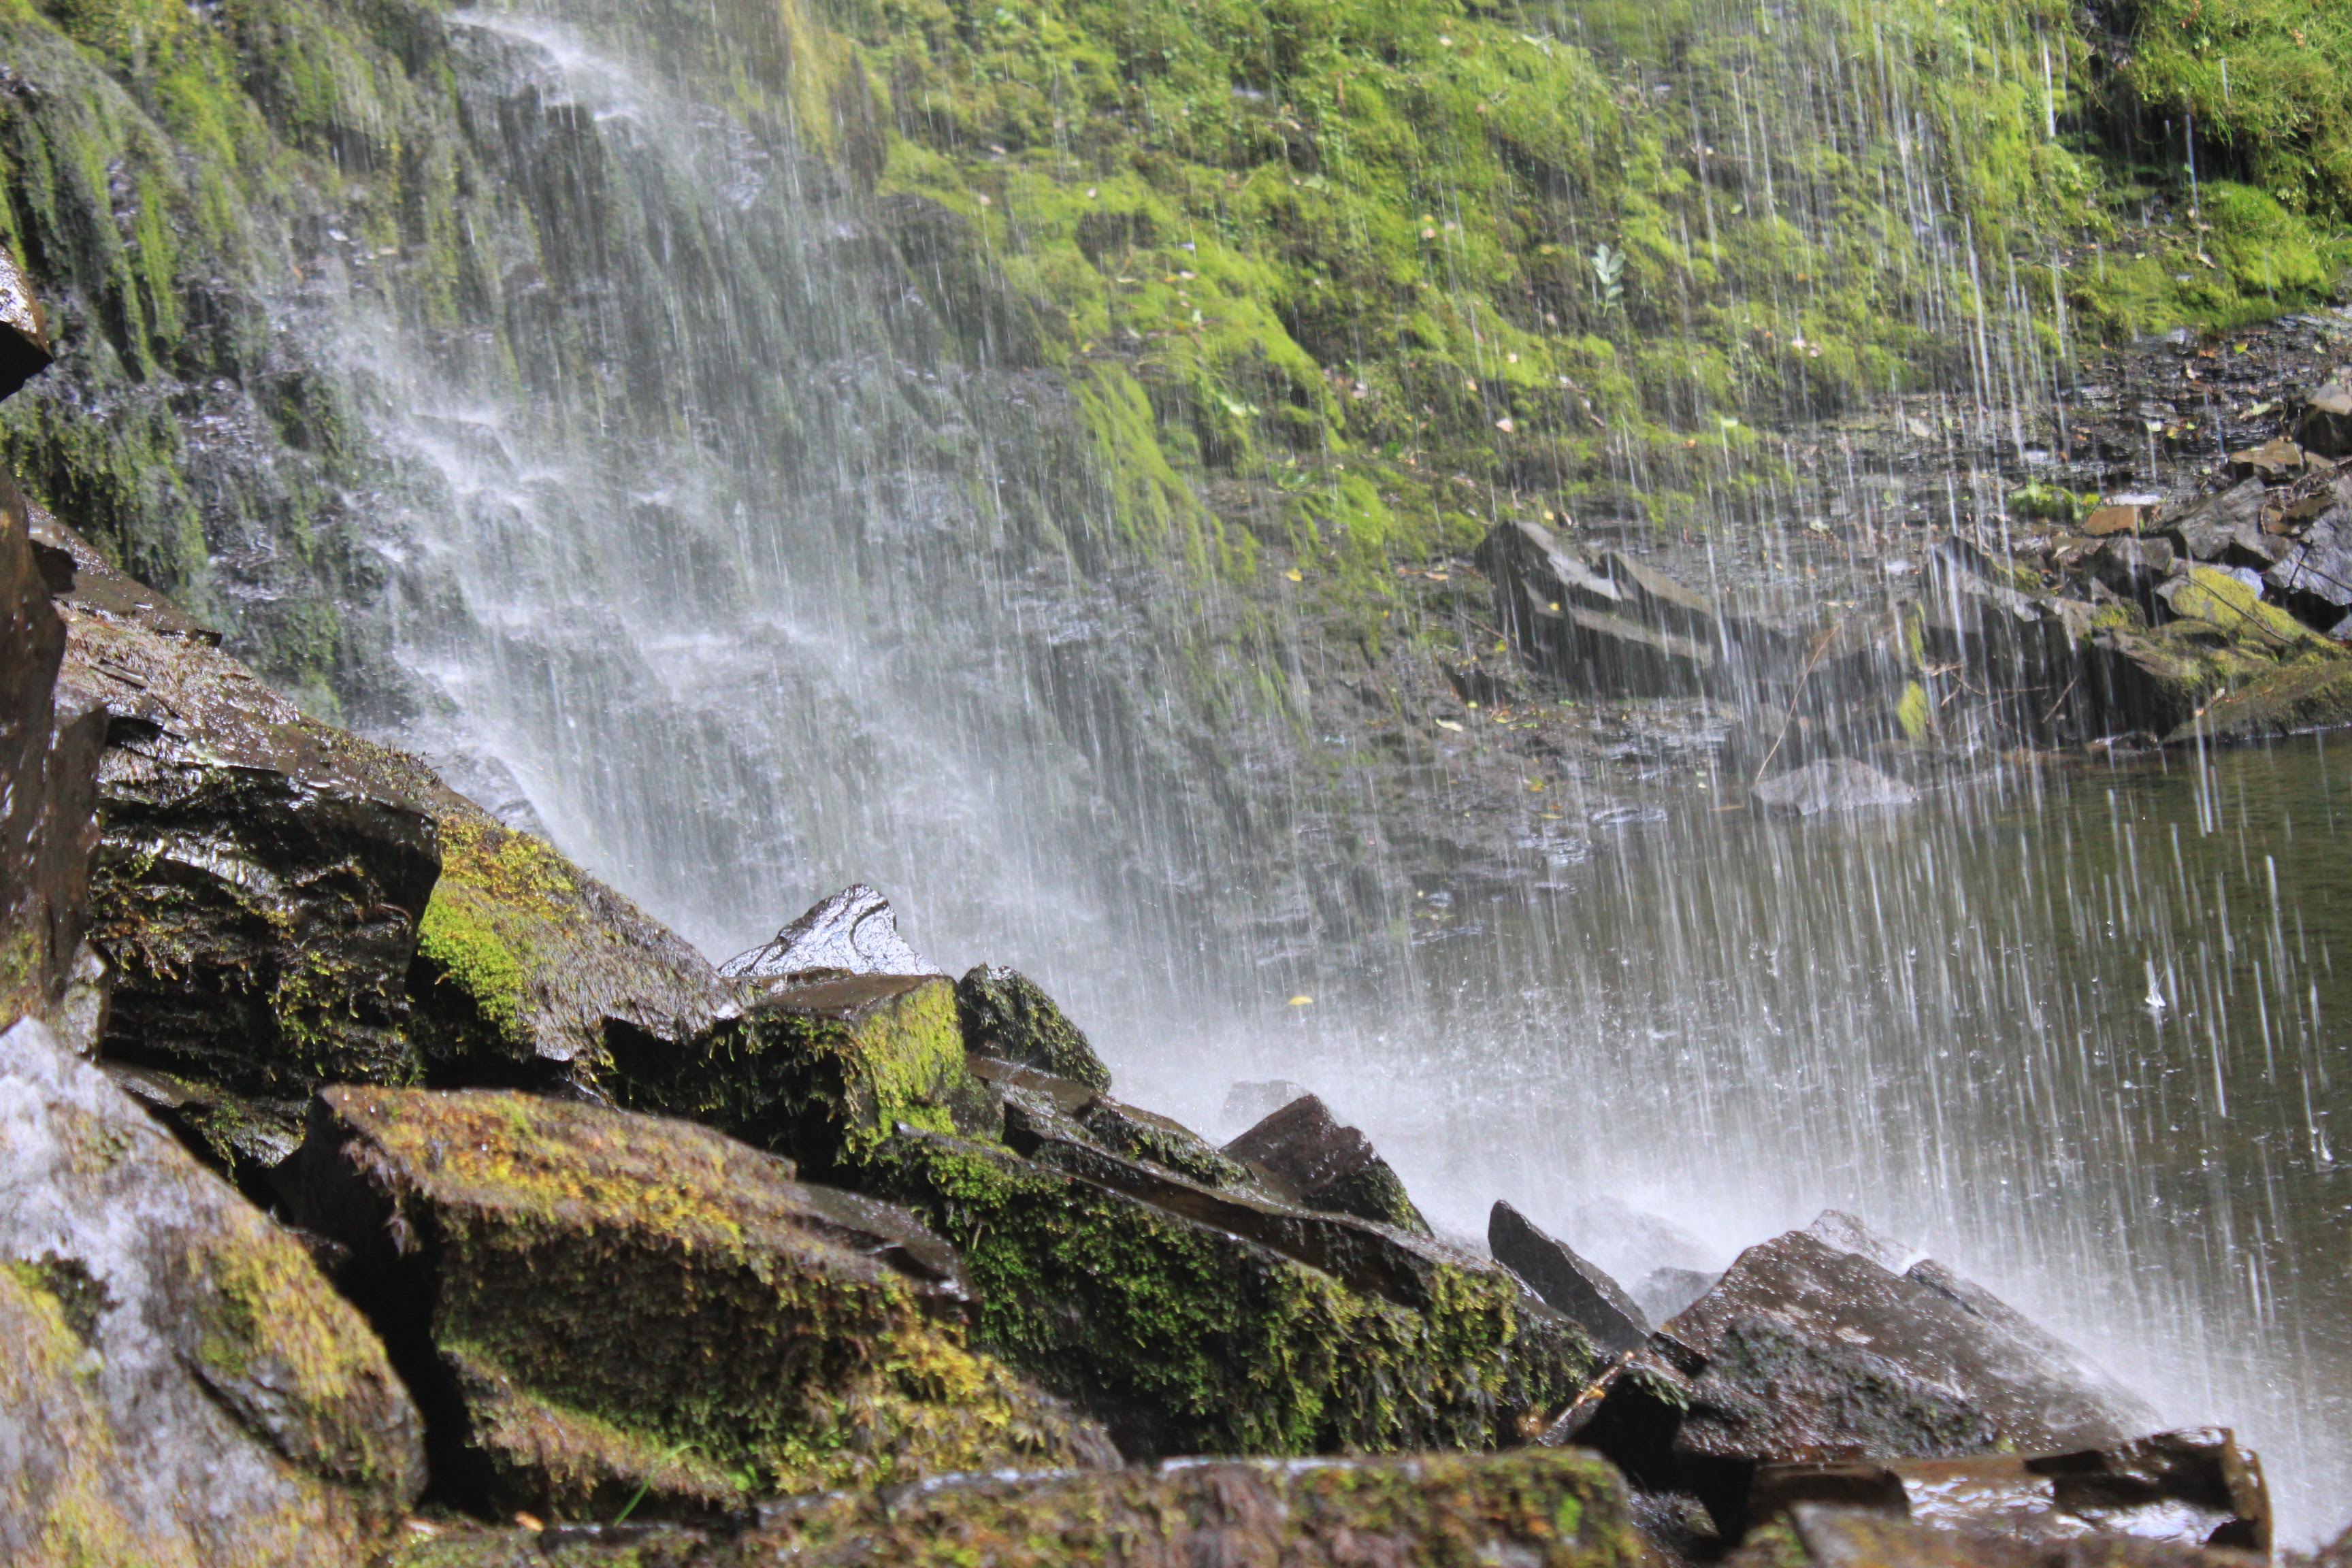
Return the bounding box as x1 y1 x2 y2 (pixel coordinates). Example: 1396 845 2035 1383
1126 734 2351 1544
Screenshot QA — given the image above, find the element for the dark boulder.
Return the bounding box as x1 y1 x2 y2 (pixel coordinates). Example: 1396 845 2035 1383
1479 517 1718 696
1748 1427 2270 1552
956 963 1111 1090
1490 1200 1649 1355
1222 1092 1431 1234
1 490 102 1032
1730 1501 2270 1568
1752 757 1918 815
2296 382 2352 459
719 883 938 985
1550 1224 2159 1537
2162 479 2276 567
285 1085 1113 1520
2265 487 2352 616
2091 536 2177 600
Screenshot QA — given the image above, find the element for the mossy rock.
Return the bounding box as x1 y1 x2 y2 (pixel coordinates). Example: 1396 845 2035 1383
857 1122 1593 1460
2163 657 2352 745
613 973 992 1179
391 1448 1652 1567
0 1016 423 1567
409 804 732 1092
956 964 1111 1091
287 1085 1113 1520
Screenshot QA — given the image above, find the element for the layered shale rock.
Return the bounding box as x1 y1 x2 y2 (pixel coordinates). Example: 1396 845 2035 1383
1491 1200 1650 1356
0 1017 423 1567
389 1448 1653 1568
1222 1091 1431 1235
285 1085 1113 1520
1554 1222 2161 1540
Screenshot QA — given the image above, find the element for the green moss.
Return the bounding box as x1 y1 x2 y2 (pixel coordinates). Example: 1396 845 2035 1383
858 1127 1590 1458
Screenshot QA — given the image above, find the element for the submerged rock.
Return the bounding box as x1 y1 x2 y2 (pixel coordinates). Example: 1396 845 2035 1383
719 883 940 985
285 1086 1113 1520
1752 757 1918 815
1490 1200 1650 1355
1748 1427 2270 1552
387 1448 1651 1568
956 963 1111 1090
0 1017 423 1566
1222 1092 1431 1234
615 970 989 1178
1552 1224 2159 1537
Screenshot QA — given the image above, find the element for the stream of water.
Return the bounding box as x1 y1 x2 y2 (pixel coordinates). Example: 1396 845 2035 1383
303 0 2351 1545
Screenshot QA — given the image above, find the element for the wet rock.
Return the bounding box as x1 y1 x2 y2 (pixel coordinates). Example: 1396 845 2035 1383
0 244 52 399
859 1121 1595 1460
407 803 733 1093
42 510 443 1092
2264 489 2352 615
1752 758 1918 815
1480 517 1718 696
2296 382 2352 459
0 1017 423 1565
955 963 1111 1090
2162 658 2352 744
2082 504 2145 537
1637 1266 1722 1325
1730 1503 2264 1568
286 1085 1112 1520
2157 566 2331 651
719 883 939 985
1 492 103 1031
2090 537 2176 599
1222 1092 1431 1233
1550 1226 2158 1535
1571 1196 1721 1281
103 1062 307 1196
2163 480 2277 568
385 1448 1652 1568
614 971 985 1179
2225 438 2307 483
1490 1200 1650 1354
1748 1427 2269 1552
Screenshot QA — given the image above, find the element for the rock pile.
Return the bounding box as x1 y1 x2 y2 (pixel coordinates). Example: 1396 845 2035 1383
0 253 2304 1565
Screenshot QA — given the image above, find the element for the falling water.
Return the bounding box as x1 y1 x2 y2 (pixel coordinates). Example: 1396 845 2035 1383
273 0 2349 1544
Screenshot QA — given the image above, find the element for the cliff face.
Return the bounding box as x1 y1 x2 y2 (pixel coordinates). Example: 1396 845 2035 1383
2 0 2343 702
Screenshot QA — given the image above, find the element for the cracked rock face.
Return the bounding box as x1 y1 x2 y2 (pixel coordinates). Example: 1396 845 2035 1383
0 1016 424 1568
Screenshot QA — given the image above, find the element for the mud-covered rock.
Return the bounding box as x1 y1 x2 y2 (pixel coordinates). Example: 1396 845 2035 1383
0 1017 423 1566
286 1085 1113 1520
1551 1224 2157 1538
615 971 987 1177
859 1122 1595 1460
719 883 938 985
1 492 102 1032
956 964 1111 1090
1492 1200 1649 1355
1748 1428 2269 1552
1751 758 1918 816
389 1448 1653 1568
1222 1092 1431 1234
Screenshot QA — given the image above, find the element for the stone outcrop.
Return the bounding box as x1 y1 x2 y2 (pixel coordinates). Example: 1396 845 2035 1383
2295 383 2352 459
1491 1200 1650 1355
285 1085 1113 1520
1551 1222 2161 1539
1748 1427 2270 1552
1222 1091 1431 1234
719 883 939 985
956 963 1112 1090
386 1448 1653 1568
0 1017 424 1567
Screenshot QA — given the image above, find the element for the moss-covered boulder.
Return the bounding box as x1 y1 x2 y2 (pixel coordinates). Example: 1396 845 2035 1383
859 1118 1594 1460
2162 657 2352 745
408 804 732 1090
390 1448 1652 1568
0 1016 423 1567
956 964 1111 1091
1222 1092 1432 1235
286 1085 1112 1520
614 972 990 1178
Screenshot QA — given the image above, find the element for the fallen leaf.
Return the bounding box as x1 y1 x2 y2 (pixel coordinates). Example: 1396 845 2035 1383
1287 994 1314 1006
1284 568 1303 582
1435 719 1464 732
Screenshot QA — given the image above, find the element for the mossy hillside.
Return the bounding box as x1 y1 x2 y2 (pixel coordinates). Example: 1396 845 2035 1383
301 1088 1112 1519
615 974 989 1177
860 1126 1595 1459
